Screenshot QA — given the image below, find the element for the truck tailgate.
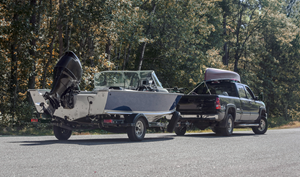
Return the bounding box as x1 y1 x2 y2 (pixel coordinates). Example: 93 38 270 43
176 94 218 115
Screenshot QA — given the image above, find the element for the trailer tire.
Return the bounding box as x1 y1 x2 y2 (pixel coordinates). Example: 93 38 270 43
127 117 146 141
167 111 180 133
53 125 72 140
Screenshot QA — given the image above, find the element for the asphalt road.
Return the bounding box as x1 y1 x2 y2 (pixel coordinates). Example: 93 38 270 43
1 128 300 177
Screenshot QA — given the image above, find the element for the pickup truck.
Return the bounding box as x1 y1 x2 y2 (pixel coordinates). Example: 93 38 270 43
174 68 268 136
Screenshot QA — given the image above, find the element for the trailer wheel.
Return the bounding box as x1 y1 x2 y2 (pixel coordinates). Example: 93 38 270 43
252 116 268 134
167 111 180 132
127 117 146 141
53 125 72 140
220 114 234 136
175 126 186 136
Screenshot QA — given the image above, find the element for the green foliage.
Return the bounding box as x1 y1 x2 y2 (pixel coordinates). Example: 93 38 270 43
1 0 300 129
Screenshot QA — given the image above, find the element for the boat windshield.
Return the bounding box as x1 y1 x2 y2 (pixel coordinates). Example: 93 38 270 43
94 70 163 90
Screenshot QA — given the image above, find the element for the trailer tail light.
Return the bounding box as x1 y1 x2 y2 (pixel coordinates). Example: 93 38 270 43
31 119 38 122
103 119 113 123
216 97 221 109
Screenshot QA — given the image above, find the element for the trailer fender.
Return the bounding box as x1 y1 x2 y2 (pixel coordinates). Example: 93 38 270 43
126 113 150 128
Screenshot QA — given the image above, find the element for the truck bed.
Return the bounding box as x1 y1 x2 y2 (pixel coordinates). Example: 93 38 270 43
176 94 219 115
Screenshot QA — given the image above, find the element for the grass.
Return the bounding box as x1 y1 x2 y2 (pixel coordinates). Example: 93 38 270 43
0 126 53 136
186 128 252 134
277 121 300 129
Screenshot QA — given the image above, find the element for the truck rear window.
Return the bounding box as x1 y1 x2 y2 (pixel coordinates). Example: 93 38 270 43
192 81 238 97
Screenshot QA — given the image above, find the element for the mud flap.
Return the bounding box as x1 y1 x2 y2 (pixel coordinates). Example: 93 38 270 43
167 111 181 132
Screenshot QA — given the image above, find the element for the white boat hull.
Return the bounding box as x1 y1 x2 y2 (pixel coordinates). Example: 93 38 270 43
29 89 181 122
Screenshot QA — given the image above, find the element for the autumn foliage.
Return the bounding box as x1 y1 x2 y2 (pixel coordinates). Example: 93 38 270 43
1 0 300 127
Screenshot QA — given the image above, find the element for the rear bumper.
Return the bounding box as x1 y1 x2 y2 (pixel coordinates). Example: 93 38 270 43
179 113 223 122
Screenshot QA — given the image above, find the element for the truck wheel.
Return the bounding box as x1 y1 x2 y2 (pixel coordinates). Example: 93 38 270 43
252 116 268 134
53 125 72 140
220 114 234 136
175 126 186 136
127 117 146 141
167 111 180 132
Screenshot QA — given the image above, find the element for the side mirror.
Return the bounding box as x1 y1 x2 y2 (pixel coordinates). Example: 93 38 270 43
259 92 264 101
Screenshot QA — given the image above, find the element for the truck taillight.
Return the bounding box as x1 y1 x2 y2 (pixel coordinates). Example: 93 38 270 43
216 97 221 109
103 119 113 123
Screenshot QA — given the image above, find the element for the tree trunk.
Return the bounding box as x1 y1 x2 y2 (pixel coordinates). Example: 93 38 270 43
137 1 156 70
138 42 147 71
106 38 112 61
88 37 95 67
117 45 121 69
28 0 37 90
106 38 112 70
10 43 18 120
234 2 243 73
65 24 70 51
122 45 127 70
58 0 64 57
41 0 54 88
42 35 55 88
10 10 19 120
222 13 229 66
65 0 73 52
123 44 131 70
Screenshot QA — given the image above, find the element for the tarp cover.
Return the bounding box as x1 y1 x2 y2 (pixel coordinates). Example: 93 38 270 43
204 68 240 82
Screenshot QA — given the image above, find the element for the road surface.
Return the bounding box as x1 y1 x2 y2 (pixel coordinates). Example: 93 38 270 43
0 128 300 177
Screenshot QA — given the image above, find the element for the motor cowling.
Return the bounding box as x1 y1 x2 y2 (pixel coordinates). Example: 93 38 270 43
43 51 82 117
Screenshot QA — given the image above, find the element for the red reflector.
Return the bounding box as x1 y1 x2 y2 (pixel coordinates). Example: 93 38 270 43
31 119 38 122
216 97 221 109
103 119 113 123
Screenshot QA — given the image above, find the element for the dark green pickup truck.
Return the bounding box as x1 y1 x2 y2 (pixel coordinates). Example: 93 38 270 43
174 68 268 136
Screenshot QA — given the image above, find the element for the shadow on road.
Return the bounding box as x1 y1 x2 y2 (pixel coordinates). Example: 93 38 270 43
9 135 174 146
166 132 266 138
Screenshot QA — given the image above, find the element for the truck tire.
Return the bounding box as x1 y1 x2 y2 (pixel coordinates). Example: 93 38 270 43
175 126 186 136
167 111 180 133
127 117 146 141
220 114 234 136
53 125 72 140
252 116 268 134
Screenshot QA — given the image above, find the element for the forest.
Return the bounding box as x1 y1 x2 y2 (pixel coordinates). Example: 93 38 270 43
1 0 300 129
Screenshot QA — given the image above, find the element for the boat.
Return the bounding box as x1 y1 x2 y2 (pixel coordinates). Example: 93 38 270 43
204 68 240 82
28 51 182 141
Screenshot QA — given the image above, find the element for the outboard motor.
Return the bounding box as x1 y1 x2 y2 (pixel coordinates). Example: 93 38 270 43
42 51 82 117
